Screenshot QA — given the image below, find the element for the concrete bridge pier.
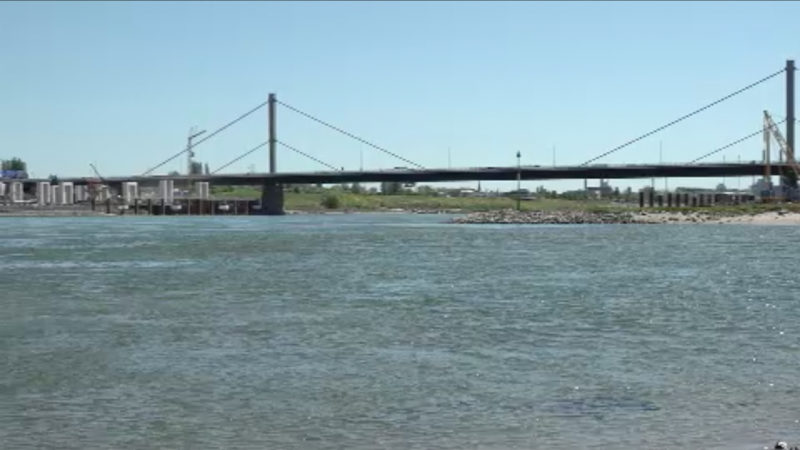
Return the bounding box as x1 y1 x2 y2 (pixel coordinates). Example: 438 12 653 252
260 182 284 215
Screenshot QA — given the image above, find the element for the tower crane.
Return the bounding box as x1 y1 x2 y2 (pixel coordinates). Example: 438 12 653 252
87 163 107 201
763 111 800 199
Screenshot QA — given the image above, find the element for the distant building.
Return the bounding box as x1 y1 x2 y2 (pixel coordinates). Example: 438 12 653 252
586 180 614 198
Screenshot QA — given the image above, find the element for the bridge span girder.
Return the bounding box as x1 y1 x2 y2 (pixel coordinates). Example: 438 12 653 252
12 163 789 187
6 163 791 186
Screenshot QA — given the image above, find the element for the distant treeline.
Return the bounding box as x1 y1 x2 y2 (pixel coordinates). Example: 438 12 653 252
1 157 28 178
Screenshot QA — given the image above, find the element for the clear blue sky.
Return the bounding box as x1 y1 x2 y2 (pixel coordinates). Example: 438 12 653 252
1 1 798 191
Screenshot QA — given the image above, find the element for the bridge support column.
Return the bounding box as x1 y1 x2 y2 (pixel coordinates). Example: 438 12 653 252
647 190 654 207
638 191 644 208
269 93 276 174
37 182 51 206
260 182 285 215
667 193 672 208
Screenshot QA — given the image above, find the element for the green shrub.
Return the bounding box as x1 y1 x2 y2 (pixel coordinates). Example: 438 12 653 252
321 193 341 209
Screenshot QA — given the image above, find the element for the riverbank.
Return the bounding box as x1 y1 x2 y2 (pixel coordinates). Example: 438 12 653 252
0 205 111 217
450 208 800 225
215 189 627 212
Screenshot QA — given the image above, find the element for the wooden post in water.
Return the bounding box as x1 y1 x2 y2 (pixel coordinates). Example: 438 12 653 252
105 198 111 214
134 198 139 215
147 198 152 215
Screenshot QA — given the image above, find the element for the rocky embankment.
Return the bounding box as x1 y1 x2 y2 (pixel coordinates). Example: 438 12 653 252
450 209 800 225
451 209 640 224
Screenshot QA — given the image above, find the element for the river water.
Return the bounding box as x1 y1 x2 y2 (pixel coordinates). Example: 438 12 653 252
1 214 799 449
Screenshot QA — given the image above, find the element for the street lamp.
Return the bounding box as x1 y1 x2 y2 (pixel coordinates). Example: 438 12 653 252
186 128 206 206
186 127 206 211
516 151 521 211
187 128 207 176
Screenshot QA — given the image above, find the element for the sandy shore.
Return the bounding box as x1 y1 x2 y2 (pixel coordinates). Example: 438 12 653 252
632 210 800 225
451 209 800 225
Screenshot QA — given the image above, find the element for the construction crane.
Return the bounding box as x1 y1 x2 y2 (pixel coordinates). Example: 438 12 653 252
763 111 800 200
89 163 105 181
87 163 107 202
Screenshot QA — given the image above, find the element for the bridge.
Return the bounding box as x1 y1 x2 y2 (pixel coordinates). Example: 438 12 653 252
3 60 797 215
12 162 791 185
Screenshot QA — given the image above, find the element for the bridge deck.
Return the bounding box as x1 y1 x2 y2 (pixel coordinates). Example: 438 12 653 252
3 163 789 186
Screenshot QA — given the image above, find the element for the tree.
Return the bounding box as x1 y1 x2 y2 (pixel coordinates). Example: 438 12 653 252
350 182 363 194
613 187 620 198
381 181 403 195
716 183 727 192
416 185 437 196
320 193 340 209
204 163 210 175
168 170 180 177
190 161 203 175
2 157 26 171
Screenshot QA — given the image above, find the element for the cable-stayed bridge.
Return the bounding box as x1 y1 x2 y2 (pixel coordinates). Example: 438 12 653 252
4 60 797 215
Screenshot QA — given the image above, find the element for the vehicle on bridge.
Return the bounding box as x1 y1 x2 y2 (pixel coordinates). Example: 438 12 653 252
0 170 28 179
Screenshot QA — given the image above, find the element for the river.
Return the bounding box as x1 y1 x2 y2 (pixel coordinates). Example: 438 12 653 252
1 214 798 449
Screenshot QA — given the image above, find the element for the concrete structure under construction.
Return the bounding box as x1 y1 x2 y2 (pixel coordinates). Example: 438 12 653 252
61 182 74 205
74 185 87 202
196 181 210 200
51 186 62 205
97 185 110 202
159 180 174 204
10 182 23 203
37 182 51 206
122 182 138 205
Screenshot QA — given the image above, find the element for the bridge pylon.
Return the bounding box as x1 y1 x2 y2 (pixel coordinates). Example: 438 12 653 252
783 60 796 190
260 93 284 215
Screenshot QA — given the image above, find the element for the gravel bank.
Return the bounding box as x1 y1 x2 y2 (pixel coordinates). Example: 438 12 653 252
450 209 800 225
